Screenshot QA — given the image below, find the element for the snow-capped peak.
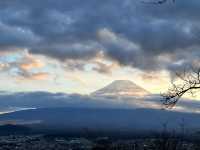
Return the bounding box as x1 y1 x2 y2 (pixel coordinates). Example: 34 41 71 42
91 80 150 97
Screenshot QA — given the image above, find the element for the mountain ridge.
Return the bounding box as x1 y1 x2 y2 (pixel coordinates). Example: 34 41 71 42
0 107 199 132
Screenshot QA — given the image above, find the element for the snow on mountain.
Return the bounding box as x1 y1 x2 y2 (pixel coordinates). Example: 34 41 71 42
90 80 159 109
91 80 151 97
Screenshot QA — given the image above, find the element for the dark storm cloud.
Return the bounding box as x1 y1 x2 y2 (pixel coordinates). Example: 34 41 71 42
0 0 200 71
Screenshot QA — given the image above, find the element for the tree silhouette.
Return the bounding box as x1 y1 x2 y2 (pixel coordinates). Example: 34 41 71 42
162 67 200 108
141 0 175 4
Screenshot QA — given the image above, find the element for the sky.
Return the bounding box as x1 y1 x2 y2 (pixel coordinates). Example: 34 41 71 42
0 0 200 98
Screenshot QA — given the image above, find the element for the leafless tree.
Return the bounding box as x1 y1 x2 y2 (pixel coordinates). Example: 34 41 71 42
162 67 200 108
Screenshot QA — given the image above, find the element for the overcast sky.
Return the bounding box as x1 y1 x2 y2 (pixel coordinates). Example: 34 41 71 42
0 0 199 97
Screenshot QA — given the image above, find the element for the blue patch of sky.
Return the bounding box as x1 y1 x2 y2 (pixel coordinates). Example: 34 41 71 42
0 53 22 63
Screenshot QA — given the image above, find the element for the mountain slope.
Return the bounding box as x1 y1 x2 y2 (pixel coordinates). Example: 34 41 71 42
0 107 199 132
91 80 150 97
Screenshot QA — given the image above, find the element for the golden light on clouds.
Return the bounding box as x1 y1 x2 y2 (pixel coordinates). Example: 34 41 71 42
29 72 49 80
20 54 45 71
65 74 87 87
16 72 50 81
0 49 199 101
139 71 171 93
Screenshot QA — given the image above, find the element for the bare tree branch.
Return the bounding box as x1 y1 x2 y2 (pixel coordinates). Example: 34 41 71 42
161 67 200 108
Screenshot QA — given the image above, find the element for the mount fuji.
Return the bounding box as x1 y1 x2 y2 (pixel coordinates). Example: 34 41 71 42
91 80 151 97
90 80 161 109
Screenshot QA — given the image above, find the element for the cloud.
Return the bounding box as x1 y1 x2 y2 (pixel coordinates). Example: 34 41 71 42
18 72 49 80
92 61 118 74
0 51 49 80
62 50 120 74
0 0 199 73
0 91 199 113
0 92 134 110
20 54 44 71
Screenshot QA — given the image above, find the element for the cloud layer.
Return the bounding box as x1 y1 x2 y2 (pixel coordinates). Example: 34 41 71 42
0 0 199 73
0 91 199 113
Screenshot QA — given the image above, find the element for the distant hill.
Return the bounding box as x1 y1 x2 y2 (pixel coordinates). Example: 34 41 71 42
0 107 199 133
0 124 31 135
0 89 200 113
